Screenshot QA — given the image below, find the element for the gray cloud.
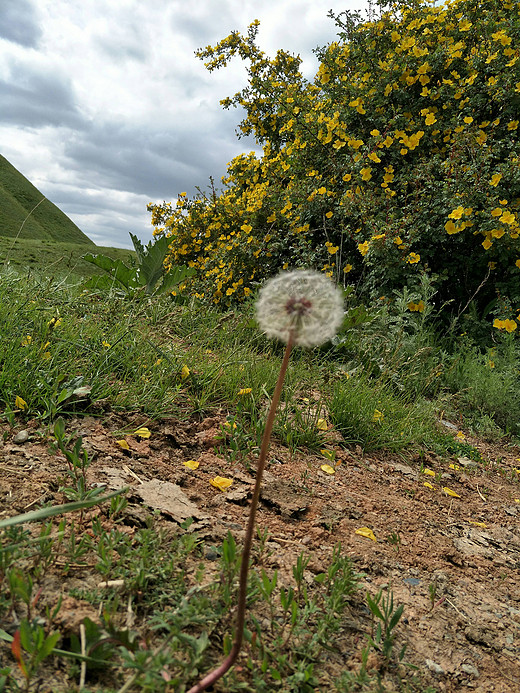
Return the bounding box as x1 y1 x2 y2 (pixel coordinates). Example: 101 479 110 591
0 60 83 128
0 0 42 47
0 0 365 249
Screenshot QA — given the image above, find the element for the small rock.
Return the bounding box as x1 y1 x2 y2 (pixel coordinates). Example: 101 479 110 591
204 548 219 561
425 659 445 675
457 456 478 468
403 577 421 587
13 430 29 444
461 663 479 678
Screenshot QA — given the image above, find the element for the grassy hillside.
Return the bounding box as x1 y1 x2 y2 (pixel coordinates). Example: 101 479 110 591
0 154 94 245
0 236 135 277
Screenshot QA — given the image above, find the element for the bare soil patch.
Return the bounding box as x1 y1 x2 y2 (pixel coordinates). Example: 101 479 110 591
1 413 519 692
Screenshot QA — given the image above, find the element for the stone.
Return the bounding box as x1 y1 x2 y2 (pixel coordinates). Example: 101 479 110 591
13 430 29 444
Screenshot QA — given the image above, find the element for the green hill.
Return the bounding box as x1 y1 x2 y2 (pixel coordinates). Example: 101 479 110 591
0 154 94 245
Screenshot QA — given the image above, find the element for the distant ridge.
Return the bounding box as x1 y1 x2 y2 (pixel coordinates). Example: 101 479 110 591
0 154 94 245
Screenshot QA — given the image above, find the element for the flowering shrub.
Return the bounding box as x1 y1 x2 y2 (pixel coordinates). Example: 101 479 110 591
149 0 520 331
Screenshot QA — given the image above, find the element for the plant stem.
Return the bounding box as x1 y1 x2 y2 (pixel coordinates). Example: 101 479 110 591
187 334 294 693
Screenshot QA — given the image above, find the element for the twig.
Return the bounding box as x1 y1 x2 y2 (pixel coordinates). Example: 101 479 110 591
79 622 86 690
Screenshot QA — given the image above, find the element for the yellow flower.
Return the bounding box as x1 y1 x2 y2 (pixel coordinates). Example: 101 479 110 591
445 220 461 235
500 210 516 225
181 365 190 379
489 173 502 187
238 388 252 395
406 252 420 264
482 237 492 250
343 264 353 273
360 167 372 181
448 207 464 219
425 113 437 125
358 241 370 256
20 335 32 346
515 259 520 269
372 409 384 423
102 340 111 349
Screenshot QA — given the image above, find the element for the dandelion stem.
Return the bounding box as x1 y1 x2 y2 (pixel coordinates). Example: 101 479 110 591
187 333 294 693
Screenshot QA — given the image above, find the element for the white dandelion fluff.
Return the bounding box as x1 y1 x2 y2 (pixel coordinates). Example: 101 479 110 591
255 269 344 347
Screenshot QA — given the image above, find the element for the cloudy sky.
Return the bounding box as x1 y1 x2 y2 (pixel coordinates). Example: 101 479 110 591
0 0 367 248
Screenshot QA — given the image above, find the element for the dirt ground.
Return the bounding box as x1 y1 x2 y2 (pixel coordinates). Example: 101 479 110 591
1 411 519 692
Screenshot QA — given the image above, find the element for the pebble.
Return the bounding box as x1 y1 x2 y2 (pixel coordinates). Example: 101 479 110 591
204 548 219 561
461 664 479 678
425 659 445 675
13 430 29 444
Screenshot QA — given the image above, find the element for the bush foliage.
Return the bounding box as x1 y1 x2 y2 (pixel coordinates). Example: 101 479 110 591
148 0 520 332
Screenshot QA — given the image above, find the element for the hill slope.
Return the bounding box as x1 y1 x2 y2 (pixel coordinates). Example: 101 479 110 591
0 154 94 245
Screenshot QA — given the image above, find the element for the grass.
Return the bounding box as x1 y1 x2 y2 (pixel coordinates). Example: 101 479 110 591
0 237 135 278
1 263 519 692
0 154 93 245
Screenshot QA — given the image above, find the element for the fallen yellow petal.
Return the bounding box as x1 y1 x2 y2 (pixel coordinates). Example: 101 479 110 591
15 396 27 411
423 482 435 489
210 476 233 491
449 463 460 471
320 464 336 475
181 365 190 380
183 460 200 470
355 527 377 542
133 427 151 439
443 487 461 498
117 439 130 450
320 449 335 461
316 418 329 431
423 469 435 477
469 521 487 528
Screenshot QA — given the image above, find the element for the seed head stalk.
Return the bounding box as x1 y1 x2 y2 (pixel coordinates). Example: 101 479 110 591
187 332 294 693
188 269 344 692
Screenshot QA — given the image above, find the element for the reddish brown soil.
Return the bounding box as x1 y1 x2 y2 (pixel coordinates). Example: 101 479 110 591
1 412 519 692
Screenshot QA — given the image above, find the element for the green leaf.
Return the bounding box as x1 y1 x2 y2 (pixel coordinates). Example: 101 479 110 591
0 489 127 529
130 233 169 293
83 253 138 292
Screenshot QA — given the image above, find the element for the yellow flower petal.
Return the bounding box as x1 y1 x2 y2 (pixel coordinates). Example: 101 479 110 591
423 481 435 489
355 527 377 542
210 476 233 491
449 464 460 471
183 460 200 470
117 439 130 450
469 521 487 528
423 468 435 477
133 427 151 439
320 449 336 461
316 418 329 431
372 409 384 422
442 487 461 498
181 365 190 380
15 396 27 411
320 464 336 475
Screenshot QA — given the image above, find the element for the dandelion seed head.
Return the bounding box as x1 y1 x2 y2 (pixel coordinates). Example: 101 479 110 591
255 269 344 347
